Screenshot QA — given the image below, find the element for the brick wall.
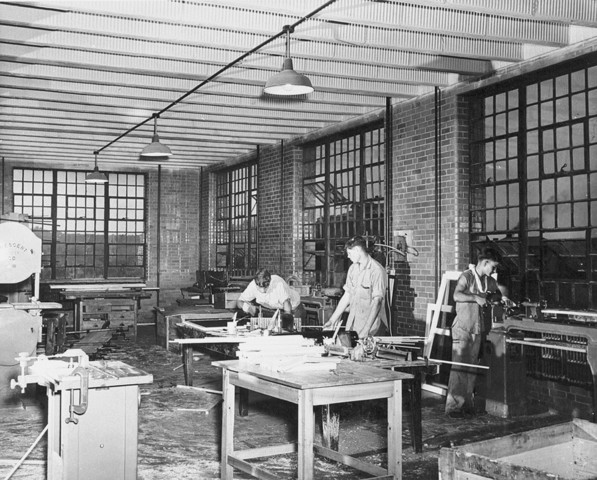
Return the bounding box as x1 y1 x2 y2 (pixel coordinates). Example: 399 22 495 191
255 142 304 279
390 91 471 336
148 167 202 306
527 378 593 420
198 167 213 271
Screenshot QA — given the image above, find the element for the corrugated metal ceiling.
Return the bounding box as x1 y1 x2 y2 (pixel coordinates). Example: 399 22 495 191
1 0 596 169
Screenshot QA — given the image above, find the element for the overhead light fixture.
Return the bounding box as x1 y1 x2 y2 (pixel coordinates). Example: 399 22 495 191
85 152 108 183
140 113 172 158
264 25 314 96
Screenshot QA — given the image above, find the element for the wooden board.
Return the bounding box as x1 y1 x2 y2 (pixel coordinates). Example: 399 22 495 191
70 330 114 355
422 271 460 396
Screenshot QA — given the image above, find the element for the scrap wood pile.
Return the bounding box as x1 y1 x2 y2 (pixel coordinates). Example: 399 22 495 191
237 335 340 373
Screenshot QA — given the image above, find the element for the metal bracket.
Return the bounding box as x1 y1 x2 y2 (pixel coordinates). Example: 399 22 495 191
65 367 89 424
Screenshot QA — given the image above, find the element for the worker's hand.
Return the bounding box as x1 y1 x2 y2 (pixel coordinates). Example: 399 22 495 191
356 328 368 339
474 294 488 307
242 302 257 316
322 318 338 330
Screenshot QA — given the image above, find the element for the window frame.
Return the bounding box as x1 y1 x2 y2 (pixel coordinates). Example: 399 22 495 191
214 160 258 275
302 122 385 287
12 167 147 282
468 53 597 309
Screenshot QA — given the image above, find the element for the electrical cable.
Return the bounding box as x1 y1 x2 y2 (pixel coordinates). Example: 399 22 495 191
95 0 339 156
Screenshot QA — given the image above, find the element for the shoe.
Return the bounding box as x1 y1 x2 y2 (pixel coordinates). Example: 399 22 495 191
446 411 464 419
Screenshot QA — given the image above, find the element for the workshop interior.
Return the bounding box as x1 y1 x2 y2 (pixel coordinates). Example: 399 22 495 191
1 1 597 479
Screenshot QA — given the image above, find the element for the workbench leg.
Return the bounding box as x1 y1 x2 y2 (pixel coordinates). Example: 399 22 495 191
387 380 403 479
182 345 194 386
221 369 235 480
238 388 249 416
409 374 423 453
297 390 314 480
133 300 139 339
320 405 339 451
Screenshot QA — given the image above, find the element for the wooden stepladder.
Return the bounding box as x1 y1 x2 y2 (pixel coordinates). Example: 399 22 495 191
422 271 461 396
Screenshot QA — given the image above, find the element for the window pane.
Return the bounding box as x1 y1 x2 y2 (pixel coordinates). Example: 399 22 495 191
12 167 145 280
470 62 596 308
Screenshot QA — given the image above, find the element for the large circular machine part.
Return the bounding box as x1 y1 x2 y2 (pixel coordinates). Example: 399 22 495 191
0 221 42 284
0 309 42 406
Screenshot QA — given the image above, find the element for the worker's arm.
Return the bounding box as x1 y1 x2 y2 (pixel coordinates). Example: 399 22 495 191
322 291 351 330
356 295 383 339
453 275 487 307
282 298 293 314
236 299 257 316
236 282 258 315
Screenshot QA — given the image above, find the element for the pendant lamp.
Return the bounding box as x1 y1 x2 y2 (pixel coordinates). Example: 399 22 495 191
141 113 172 158
264 25 313 96
85 152 108 183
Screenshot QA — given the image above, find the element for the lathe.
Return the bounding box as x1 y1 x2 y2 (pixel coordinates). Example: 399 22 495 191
486 306 597 421
11 348 152 480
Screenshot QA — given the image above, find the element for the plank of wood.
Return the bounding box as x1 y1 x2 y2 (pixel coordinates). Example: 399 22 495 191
423 271 460 359
176 385 222 395
171 337 248 344
71 330 113 345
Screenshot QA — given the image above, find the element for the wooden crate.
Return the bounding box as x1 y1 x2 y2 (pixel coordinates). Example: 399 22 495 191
439 419 597 480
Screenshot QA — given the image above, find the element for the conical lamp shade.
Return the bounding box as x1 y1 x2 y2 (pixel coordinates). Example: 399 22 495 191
141 133 172 157
264 58 313 96
86 166 108 184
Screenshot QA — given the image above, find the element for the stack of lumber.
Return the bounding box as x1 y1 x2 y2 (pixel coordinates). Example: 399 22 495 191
237 335 339 372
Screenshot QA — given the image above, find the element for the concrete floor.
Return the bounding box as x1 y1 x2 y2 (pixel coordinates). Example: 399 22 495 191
0 324 570 480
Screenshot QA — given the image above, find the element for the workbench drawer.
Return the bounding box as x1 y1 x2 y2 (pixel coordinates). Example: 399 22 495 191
112 312 136 322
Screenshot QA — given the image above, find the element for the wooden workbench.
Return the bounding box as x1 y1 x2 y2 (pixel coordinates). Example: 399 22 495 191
154 305 232 350
214 359 413 480
172 327 437 451
363 357 438 453
55 285 156 337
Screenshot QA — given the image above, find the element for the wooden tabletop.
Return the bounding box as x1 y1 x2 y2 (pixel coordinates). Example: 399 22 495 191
213 359 413 390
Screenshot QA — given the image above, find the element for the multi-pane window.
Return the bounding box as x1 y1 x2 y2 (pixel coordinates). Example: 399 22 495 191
215 162 257 274
469 55 597 309
12 168 146 281
303 124 385 287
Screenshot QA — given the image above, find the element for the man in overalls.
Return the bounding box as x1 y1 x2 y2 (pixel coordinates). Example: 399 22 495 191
323 236 388 339
445 247 502 418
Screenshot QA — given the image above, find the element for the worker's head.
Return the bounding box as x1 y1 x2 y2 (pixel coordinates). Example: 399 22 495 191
345 236 369 264
254 268 271 292
476 247 501 276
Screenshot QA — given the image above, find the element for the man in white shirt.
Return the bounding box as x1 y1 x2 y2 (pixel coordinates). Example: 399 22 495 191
237 269 303 320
